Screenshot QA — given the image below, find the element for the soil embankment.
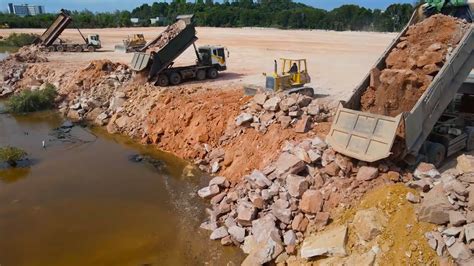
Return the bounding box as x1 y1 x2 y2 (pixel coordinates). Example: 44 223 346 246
361 14 469 117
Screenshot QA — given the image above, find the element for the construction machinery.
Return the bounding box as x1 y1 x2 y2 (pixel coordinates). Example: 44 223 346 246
35 9 101 52
130 14 228 86
264 58 313 95
114 34 147 53
326 7 474 166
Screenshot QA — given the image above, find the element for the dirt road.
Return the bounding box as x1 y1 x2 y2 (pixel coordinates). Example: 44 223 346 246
0 27 395 100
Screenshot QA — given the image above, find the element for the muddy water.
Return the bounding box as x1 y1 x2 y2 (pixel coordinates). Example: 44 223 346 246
0 105 243 265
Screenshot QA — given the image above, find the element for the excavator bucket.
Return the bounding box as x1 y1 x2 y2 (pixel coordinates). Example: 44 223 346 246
130 52 151 71
326 104 402 162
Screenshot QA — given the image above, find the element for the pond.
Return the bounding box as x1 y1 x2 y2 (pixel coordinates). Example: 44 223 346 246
0 106 243 265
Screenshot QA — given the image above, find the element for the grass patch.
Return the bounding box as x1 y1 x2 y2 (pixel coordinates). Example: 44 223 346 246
0 146 27 167
0 32 38 47
7 83 57 113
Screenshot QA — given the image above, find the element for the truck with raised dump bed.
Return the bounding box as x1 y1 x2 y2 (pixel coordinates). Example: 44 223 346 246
35 9 101 52
326 8 474 167
130 14 228 86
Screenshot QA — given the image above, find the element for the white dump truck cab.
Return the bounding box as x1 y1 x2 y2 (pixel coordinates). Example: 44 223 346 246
198 45 227 71
87 34 101 49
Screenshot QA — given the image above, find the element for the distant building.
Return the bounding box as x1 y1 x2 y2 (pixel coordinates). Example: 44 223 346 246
7 3 45 16
130 18 139 24
150 17 165 24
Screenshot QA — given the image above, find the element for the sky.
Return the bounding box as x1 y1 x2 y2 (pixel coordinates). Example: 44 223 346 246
1 0 415 13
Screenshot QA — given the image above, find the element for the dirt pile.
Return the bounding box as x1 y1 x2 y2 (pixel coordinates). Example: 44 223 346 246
361 14 469 117
147 20 187 52
12 45 48 63
141 90 333 181
0 45 48 94
409 156 474 264
198 136 409 264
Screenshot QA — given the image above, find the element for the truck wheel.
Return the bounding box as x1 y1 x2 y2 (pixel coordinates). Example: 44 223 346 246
157 75 169 87
48 46 56 52
196 69 207 80
425 141 446 167
75 46 83 53
169 72 182 85
87 46 95 52
207 68 218 79
56 45 64 52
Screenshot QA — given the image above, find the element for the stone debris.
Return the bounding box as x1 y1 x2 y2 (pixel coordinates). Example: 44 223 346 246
300 225 348 258
197 135 400 264
409 155 474 264
352 208 388 242
234 91 331 133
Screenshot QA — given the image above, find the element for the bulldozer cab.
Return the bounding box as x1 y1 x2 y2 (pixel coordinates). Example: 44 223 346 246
281 58 309 86
265 58 311 92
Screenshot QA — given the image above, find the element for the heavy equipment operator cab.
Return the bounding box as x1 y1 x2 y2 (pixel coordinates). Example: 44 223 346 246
87 34 101 48
197 45 227 70
265 58 312 93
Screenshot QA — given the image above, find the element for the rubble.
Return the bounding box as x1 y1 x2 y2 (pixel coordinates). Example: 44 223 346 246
409 155 474 264
234 90 331 133
300 225 348 258
360 15 469 117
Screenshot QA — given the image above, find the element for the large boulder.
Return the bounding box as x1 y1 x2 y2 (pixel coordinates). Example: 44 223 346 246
352 208 388 242
301 225 348 258
418 184 455 224
457 154 474 174
299 190 324 214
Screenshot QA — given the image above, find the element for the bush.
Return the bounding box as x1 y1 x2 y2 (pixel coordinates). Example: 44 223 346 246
7 83 57 113
0 146 27 167
0 33 38 47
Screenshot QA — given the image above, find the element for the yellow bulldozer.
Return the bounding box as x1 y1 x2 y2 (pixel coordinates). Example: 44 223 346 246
115 34 147 53
264 58 313 96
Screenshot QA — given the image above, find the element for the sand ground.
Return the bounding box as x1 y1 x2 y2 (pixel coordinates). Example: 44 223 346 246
0 27 396 101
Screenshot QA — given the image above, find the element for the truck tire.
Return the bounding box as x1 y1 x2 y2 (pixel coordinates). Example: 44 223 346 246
169 72 182 85
425 141 446 167
196 69 207 80
56 45 64 52
87 46 95 52
207 68 218 79
75 46 83 53
157 75 169 87
48 46 56 52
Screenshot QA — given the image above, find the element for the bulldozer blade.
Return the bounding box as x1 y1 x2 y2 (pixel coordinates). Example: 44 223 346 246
114 44 127 53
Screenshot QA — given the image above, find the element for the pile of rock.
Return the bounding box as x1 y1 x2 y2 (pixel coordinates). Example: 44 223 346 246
148 20 186 52
13 45 48 63
198 136 397 264
409 155 474 264
235 91 331 134
62 64 132 124
2 62 27 90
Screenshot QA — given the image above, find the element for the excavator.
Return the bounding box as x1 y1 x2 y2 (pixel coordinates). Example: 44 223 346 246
326 0 474 166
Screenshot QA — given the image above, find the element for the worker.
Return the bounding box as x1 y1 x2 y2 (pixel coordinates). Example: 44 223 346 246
289 62 298 73
422 0 472 22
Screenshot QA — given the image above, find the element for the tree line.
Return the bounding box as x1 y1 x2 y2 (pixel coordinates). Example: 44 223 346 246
0 0 416 32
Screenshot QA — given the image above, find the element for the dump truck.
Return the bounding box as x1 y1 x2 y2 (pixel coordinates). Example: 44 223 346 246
35 9 101 52
326 10 474 166
130 15 228 86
